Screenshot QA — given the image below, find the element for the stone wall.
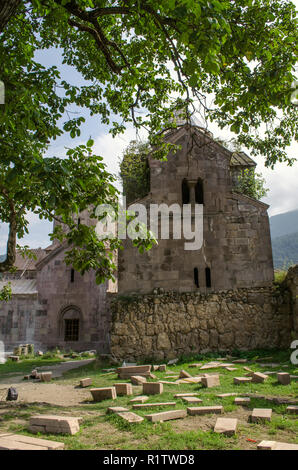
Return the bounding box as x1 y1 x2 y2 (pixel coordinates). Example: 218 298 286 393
110 286 293 361
285 265 298 334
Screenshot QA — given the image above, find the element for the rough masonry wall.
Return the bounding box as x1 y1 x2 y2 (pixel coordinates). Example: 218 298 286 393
110 287 292 361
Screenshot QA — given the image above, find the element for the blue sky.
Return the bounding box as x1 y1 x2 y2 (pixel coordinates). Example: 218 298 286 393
0 8 297 253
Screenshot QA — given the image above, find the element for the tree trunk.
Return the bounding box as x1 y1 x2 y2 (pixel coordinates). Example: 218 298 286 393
0 210 17 273
0 0 22 32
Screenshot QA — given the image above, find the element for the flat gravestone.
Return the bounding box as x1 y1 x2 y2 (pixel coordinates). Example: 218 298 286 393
143 382 163 395
114 383 133 396
90 387 117 402
174 393 199 398
80 378 92 388
235 397 251 405
201 375 220 388
187 406 223 416
214 418 238 436
217 393 238 398
250 408 272 423
29 415 81 435
0 433 64 450
182 397 203 404
286 406 298 414
130 396 149 404
234 377 252 385
252 372 269 383
40 372 52 382
145 409 187 423
107 407 129 414
117 412 144 423
132 402 176 409
131 376 147 385
257 440 298 450
179 370 192 378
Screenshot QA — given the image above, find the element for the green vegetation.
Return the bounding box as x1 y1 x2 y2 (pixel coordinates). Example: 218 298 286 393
272 232 298 270
0 349 297 450
119 141 150 205
235 169 268 201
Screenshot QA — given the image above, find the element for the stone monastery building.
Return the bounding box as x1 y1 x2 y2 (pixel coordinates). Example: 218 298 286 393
0 124 274 353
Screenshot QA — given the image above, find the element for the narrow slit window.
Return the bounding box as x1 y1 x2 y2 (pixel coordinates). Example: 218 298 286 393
70 269 75 283
64 319 79 341
195 179 204 204
205 267 211 288
182 179 190 204
194 267 199 288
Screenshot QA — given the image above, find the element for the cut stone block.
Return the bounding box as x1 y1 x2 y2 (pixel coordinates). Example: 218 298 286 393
189 363 202 368
201 375 220 388
153 365 159 371
179 370 192 378
0 433 64 450
130 396 149 404
182 377 202 384
174 393 199 398
117 412 144 423
182 397 203 404
143 382 163 395
29 415 81 435
232 359 247 364
234 377 252 384
217 393 238 398
80 378 92 388
90 387 117 402
145 409 187 423
234 397 251 405
250 408 272 423
252 372 269 383
107 407 129 414
117 365 151 379
187 406 223 416
132 402 176 409
40 372 52 382
286 406 298 414
159 365 167 372
277 372 291 385
200 362 222 370
214 418 238 436
114 383 133 396
244 367 253 372
131 375 147 385
160 381 178 385
257 440 298 450
225 367 237 372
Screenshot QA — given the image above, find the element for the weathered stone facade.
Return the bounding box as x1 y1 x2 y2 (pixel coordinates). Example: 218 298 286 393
118 125 274 294
110 287 294 361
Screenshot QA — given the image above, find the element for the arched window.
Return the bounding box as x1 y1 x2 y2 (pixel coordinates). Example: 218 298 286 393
195 178 204 204
60 307 81 342
182 179 190 204
194 267 199 288
205 267 211 288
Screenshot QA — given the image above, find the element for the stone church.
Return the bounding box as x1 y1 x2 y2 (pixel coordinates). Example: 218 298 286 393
0 124 274 353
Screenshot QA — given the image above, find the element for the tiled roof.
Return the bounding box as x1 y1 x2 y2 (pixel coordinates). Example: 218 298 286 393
13 248 47 271
230 151 256 167
0 279 37 295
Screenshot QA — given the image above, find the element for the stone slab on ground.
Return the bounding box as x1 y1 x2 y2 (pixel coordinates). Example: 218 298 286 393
187 406 223 416
234 397 251 405
131 376 147 385
286 406 298 414
189 363 202 368
214 418 238 436
143 382 163 395
132 402 176 409
277 372 291 385
201 375 220 388
217 393 238 398
29 415 81 435
174 393 199 398
0 433 65 450
232 359 248 364
179 370 192 378
159 365 167 372
80 378 92 388
250 408 272 423
130 396 149 404
234 377 252 385
257 440 298 450
225 367 237 372
252 372 269 383
117 365 151 379
145 409 187 423
90 387 117 402
182 397 203 404
114 383 133 396
107 407 129 414
117 412 144 423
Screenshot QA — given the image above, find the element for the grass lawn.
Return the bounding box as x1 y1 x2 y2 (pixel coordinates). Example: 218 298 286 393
0 349 297 450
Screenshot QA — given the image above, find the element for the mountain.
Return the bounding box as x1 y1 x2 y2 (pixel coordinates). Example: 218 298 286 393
272 232 298 269
269 209 298 239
